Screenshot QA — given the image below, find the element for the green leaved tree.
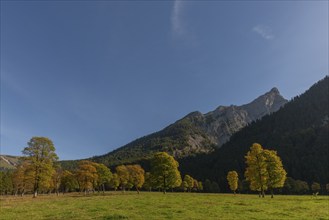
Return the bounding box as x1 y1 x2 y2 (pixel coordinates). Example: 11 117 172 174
109 173 120 191
95 163 112 193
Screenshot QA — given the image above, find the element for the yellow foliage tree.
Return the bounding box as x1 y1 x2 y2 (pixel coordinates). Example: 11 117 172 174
245 143 268 198
245 143 287 198
227 171 238 195
263 150 287 198
75 161 98 195
183 175 194 192
116 165 130 192
150 152 182 194
12 161 34 196
126 164 145 194
22 137 58 198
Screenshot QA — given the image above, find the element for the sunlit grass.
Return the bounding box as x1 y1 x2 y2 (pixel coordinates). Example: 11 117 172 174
0 192 328 219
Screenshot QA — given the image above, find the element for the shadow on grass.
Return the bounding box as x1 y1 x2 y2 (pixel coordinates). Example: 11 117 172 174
103 214 128 219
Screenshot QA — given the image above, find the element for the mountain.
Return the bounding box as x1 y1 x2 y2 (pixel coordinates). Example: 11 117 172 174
91 88 287 167
179 76 329 187
0 155 20 170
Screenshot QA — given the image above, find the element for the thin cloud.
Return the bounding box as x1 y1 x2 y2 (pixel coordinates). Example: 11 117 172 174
253 25 274 40
171 0 185 37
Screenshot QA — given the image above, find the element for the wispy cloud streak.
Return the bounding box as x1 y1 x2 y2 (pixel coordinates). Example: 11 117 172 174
171 0 185 37
253 25 274 40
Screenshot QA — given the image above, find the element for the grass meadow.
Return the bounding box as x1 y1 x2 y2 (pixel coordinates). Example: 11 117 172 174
0 192 328 219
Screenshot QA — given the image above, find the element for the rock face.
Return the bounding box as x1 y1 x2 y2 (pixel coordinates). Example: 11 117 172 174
0 155 20 170
91 87 287 166
185 87 288 147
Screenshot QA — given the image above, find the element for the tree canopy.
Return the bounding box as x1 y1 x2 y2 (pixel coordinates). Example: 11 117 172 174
150 152 182 193
22 137 58 197
227 171 238 195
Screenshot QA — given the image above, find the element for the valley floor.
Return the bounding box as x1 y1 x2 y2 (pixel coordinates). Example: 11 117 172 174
0 192 328 219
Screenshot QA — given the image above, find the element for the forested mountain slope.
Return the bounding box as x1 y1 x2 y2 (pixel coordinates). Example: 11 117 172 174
90 88 287 167
179 76 329 187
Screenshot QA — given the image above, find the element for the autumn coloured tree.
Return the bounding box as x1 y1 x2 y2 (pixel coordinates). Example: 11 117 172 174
192 179 199 192
75 161 98 194
150 152 182 194
263 150 287 198
183 175 194 192
22 137 58 197
126 164 145 194
61 170 78 193
227 171 238 195
245 143 287 198
181 180 188 192
245 143 268 198
12 161 35 196
51 165 63 196
311 182 321 193
116 165 130 192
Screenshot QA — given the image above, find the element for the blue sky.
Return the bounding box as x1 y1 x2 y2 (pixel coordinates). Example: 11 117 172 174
1 1 328 160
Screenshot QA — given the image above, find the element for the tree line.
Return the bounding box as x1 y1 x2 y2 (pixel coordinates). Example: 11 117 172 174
0 137 203 196
1 137 328 197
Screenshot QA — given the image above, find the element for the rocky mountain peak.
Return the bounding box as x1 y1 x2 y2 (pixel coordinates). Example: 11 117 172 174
187 87 288 148
270 87 280 94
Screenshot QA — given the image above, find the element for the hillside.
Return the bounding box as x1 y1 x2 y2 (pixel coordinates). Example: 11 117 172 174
0 155 20 170
90 88 287 167
179 76 329 187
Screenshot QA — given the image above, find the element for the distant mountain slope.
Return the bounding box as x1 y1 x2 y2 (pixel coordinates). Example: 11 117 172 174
0 155 20 170
179 76 329 187
91 88 287 167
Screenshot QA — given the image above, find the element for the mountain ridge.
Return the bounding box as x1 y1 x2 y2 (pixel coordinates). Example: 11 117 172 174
90 87 287 167
179 76 329 186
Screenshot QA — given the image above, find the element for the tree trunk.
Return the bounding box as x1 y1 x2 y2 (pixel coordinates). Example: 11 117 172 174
103 184 105 194
33 190 38 198
163 175 166 194
271 189 274 198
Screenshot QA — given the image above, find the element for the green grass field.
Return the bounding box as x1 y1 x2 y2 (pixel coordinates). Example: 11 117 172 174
0 192 328 219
